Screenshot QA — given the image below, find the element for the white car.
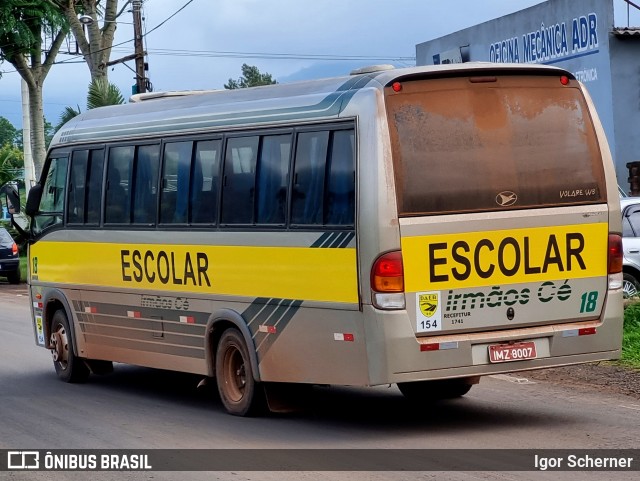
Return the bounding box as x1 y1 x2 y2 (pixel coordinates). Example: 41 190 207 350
621 197 640 297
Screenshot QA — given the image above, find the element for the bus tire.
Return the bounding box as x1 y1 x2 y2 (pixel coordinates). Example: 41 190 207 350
215 328 264 416
7 269 19 284
398 378 473 401
50 309 90 383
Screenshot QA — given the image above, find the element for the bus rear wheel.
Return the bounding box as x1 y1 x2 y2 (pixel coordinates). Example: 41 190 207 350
398 378 474 402
215 328 264 416
50 310 90 383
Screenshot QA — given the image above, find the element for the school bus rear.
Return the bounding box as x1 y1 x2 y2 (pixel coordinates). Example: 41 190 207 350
366 69 623 388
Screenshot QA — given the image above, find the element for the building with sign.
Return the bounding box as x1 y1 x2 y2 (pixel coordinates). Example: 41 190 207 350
416 0 640 193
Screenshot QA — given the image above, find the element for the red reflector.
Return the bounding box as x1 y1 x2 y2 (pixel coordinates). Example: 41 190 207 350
579 327 597 336
560 75 570 85
343 333 354 342
608 234 623 274
420 343 440 352
392 82 402 92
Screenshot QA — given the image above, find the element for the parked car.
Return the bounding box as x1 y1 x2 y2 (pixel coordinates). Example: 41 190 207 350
0 227 20 284
621 197 640 297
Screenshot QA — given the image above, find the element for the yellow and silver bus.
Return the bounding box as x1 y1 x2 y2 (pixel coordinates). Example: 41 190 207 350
6 63 624 416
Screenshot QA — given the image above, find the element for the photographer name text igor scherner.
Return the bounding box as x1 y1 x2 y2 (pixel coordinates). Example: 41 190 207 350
535 454 634 471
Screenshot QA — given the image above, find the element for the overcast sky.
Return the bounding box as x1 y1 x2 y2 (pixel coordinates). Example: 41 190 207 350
0 0 638 129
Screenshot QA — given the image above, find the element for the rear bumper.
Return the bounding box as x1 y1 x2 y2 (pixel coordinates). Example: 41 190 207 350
363 289 624 385
0 258 19 274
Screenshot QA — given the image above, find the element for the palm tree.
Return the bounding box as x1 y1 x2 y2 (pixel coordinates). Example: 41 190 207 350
87 77 125 108
56 78 125 131
56 106 82 131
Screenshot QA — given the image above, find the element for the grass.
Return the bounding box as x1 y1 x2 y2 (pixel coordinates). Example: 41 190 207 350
622 302 640 368
19 254 27 282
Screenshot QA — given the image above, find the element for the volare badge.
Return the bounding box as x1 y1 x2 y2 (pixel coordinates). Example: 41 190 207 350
416 292 442 332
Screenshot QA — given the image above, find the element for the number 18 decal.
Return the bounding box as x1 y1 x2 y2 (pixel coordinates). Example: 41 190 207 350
579 291 599 313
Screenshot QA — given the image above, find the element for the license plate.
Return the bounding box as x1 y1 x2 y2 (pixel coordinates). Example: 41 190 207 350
488 342 537 363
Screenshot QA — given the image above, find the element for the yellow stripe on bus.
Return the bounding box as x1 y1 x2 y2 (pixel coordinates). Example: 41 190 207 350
30 242 358 304
401 223 609 292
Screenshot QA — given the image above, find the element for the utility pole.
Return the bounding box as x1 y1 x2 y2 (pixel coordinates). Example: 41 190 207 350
21 78 35 194
132 0 146 94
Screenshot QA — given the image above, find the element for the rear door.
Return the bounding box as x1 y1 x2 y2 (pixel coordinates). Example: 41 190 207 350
385 72 609 336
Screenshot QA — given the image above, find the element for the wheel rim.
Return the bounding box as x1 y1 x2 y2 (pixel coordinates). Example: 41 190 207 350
623 279 638 299
222 344 246 403
50 324 69 370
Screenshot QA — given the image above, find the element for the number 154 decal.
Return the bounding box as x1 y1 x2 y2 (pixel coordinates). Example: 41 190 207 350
416 291 442 332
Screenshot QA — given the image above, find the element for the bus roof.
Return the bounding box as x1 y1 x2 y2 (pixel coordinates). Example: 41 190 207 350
51 62 573 148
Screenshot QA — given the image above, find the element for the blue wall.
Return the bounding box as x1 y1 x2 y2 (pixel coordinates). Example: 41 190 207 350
415 0 640 191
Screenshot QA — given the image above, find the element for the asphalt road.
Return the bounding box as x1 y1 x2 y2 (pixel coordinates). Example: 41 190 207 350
0 283 638 481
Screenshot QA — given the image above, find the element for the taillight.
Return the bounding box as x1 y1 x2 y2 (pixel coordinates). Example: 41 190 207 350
371 251 405 310
608 234 622 274
11 242 18 256
608 234 623 292
371 251 404 292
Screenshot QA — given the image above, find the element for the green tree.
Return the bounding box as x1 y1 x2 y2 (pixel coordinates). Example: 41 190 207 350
0 0 68 176
0 117 18 147
224 64 277 89
87 77 125 107
50 0 131 83
0 144 24 185
56 77 125 131
14 117 56 150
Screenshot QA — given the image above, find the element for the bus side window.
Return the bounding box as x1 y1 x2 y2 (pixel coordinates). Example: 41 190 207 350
161 141 192 224
221 136 259 225
291 131 329 225
85 149 105 224
33 156 69 234
132 144 160 225
325 129 355 226
67 150 89 224
191 140 221 224
256 134 291 225
105 146 133 224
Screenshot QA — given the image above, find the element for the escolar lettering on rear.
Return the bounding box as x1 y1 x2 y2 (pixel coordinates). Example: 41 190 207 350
402 223 608 292
429 232 585 282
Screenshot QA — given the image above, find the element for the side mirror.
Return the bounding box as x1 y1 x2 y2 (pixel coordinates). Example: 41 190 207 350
0 183 20 214
25 183 43 217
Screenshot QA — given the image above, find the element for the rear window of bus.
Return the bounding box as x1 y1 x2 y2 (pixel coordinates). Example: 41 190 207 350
385 74 606 216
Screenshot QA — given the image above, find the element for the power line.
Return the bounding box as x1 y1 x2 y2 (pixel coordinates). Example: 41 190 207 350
0 0 196 76
113 47 415 62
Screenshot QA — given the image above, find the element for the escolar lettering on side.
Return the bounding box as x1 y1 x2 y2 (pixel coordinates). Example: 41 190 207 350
121 249 211 287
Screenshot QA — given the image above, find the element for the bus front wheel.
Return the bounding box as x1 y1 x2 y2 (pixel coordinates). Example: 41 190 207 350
50 310 90 383
215 328 264 416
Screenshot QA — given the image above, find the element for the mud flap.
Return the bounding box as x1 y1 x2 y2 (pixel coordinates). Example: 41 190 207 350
263 383 312 413
84 359 114 375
